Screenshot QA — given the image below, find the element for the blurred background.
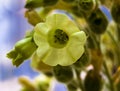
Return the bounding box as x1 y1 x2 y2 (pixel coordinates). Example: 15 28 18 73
0 0 112 91
0 0 39 90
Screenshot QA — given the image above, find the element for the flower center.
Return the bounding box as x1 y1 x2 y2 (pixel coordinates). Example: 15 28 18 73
48 29 69 48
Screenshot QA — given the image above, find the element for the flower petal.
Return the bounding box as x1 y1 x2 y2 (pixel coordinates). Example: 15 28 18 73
34 23 49 46
36 43 50 59
61 19 80 36
31 52 52 72
46 14 80 35
46 14 68 29
42 48 76 66
67 31 86 61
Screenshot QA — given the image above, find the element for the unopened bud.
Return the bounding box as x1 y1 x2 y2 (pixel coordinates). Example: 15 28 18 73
73 52 90 70
25 10 43 26
84 70 102 91
87 8 108 34
7 37 37 67
53 65 73 83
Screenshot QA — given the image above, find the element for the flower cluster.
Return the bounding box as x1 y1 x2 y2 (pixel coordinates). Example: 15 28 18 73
7 13 86 67
6 0 120 91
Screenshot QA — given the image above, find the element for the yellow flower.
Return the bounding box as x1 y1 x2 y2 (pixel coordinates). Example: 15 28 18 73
33 13 86 66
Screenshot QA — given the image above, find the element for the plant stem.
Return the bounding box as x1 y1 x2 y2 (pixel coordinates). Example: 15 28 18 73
107 31 120 65
103 61 116 91
117 23 120 41
75 69 85 91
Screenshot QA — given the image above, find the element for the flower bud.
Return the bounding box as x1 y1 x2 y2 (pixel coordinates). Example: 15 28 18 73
53 65 73 83
84 70 102 91
79 0 98 13
87 8 108 34
7 37 37 67
73 52 90 70
25 10 43 26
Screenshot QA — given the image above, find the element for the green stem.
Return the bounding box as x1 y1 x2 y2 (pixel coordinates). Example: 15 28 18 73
103 61 115 91
117 24 120 41
75 69 85 91
107 31 120 65
86 26 101 49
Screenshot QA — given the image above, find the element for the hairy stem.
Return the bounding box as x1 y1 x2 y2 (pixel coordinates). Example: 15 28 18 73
103 61 116 91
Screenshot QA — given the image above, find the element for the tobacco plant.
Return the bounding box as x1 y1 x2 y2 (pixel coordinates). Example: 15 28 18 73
7 0 120 91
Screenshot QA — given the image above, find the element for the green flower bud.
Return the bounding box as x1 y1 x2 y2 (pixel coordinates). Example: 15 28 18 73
87 8 108 34
25 10 43 26
84 70 102 91
79 0 98 12
7 37 37 67
53 65 73 83
111 3 120 24
73 52 90 70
